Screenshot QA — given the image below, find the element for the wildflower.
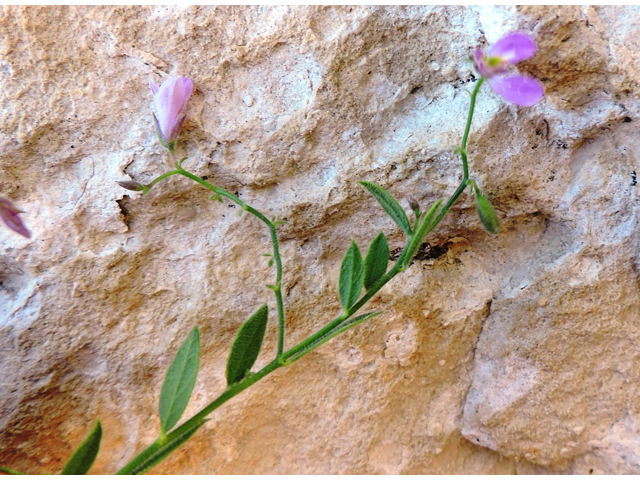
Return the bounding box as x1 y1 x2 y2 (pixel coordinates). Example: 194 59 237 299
149 76 193 151
473 32 543 107
0 197 31 238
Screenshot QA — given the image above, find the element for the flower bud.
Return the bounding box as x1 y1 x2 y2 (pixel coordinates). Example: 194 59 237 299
117 180 146 192
408 197 421 219
0 197 31 238
149 76 193 150
474 191 500 234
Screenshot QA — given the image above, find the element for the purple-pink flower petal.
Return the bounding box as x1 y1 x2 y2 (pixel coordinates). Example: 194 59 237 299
474 48 492 77
153 76 193 145
488 32 536 64
0 197 31 238
149 78 159 96
488 75 544 107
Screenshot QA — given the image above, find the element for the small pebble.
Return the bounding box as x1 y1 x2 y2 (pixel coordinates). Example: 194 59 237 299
242 94 254 107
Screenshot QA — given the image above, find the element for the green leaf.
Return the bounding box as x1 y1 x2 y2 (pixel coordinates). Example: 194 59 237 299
475 191 500 234
61 420 102 475
403 199 444 268
226 304 269 385
0 467 27 475
159 327 200 433
285 312 383 365
116 419 208 475
363 232 389 291
339 240 364 311
359 181 412 235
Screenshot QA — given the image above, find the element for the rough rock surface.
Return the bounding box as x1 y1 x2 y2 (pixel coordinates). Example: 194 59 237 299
1 5 639 474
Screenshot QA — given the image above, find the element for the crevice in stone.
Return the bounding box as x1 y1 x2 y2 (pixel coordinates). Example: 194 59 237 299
116 195 132 232
388 239 456 263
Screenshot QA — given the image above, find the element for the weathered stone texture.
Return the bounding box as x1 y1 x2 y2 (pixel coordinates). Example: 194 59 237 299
1 5 639 474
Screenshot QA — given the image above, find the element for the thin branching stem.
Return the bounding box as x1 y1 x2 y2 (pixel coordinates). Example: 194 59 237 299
117 80 485 474
173 168 287 358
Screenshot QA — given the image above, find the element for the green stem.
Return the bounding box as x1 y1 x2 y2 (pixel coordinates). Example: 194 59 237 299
430 77 484 230
116 79 485 474
143 170 182 194
144 166 287 358
174 168 287 357
282 247 410 362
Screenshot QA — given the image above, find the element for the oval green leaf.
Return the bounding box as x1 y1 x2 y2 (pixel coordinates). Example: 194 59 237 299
159 327 200 433
226 304 269 385
339 240 364 311
359 181 412 236
61 420 102 475
476 192 500 234
363 232 389 291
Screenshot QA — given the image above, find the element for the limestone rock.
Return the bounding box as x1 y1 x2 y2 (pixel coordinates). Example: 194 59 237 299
1 5 639 474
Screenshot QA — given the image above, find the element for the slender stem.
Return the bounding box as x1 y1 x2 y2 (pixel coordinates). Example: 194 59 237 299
143 170 182 194
430 77 484 230
170 168 287 357
116 80 485 474
460 77 484 179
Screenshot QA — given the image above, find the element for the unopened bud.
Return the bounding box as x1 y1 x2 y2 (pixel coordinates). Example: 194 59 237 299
475 191 500 235
408 197 420 212
117 180 146 192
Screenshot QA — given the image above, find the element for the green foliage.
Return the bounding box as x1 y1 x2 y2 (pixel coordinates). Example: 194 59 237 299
226 305 269 385
403 199 444 267
160 327 200 434
363 232 389 291
359 181 412 236
0 467 27 475
116 419 208 475
61 420 102 475
339 240 364 311
475 190 500 234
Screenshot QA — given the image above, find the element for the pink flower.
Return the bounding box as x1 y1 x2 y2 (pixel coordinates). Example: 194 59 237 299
149 76 193 150
473 33 543 107
0 197 31 238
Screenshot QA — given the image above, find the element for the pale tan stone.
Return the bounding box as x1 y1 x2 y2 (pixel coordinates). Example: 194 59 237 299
1 5 639 475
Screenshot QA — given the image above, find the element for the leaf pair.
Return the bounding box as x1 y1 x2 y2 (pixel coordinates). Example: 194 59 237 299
338 232 390 312
359 180 446 268
160 302 270 429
